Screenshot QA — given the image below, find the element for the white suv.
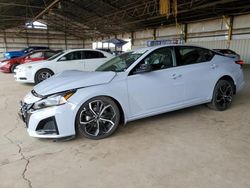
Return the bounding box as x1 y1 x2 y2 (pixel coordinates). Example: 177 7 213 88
14 49 114 84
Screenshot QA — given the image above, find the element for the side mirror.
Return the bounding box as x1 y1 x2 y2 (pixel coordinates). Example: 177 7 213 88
134 64 152 74
59 56 66 61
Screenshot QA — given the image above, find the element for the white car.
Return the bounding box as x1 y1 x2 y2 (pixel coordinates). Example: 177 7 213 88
19 45 245 140
14 49 114 84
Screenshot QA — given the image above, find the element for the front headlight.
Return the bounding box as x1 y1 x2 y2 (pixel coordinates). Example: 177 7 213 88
32 90 75 110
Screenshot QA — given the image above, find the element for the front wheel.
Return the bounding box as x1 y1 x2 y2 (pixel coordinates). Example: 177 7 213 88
76 97 120 140
207 79 234 111
35 69 54 84
10 64 19 73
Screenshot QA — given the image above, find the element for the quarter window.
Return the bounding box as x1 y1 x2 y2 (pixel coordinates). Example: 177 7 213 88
176 46 214 66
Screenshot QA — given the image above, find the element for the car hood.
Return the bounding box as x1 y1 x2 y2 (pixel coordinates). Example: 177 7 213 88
33 70 116 96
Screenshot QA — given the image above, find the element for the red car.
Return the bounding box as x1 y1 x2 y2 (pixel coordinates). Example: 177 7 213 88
0 50 59 73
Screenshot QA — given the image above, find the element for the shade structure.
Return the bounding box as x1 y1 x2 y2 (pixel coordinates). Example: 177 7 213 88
104 38 128 47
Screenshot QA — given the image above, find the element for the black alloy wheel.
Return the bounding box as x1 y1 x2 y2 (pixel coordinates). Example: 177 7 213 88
208 79 233 111
76 97 120 139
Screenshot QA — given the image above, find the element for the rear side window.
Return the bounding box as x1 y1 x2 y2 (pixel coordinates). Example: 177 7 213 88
176 46 214 66
83 51 105 59
60 51 82 61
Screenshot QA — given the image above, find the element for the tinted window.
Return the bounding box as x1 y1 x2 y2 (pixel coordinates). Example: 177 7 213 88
134 47 173 72
177 46 214 66
83 51 105 59
48 51 64 61
29 52 43 58
219 49 236 55
44 51 57 58
60 51 82 61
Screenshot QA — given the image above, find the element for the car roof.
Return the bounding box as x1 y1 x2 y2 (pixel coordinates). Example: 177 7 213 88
63 49 112 53
27 46 49 48
26 49 58 55
132 44 213 53
64 48 103 51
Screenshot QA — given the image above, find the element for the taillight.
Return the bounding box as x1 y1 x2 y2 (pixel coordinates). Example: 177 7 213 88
235 60 244 65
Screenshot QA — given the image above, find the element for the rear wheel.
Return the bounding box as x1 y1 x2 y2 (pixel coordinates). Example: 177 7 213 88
35 69 54 84
76 97 120 140
207 79 233 111
10 64 19 73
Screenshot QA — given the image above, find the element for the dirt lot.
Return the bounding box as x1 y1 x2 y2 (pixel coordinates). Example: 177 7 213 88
0 67 250 188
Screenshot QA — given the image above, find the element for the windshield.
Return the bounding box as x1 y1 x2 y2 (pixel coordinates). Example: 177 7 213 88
47 51 64 61
96 51 144 72
22 47 30 53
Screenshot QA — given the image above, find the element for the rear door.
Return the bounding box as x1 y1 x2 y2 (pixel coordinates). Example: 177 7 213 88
55 51 85 72
83 50 109 71
175 46 217 102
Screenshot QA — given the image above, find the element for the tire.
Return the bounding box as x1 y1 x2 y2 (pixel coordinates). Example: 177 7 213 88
207 79 234 111
76 97 120 140
35 69 54 84
10 64 19 73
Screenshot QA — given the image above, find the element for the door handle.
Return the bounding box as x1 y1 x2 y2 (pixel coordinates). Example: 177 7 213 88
171 74 182 79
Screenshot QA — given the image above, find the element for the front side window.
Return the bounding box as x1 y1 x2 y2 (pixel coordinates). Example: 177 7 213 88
96 51 144 72
132 47 174 73
177 46 214 66
59 51 82 61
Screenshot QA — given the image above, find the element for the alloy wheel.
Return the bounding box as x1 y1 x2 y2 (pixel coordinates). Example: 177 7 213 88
37 71 52 82
78 99 118 138
215 81 233 109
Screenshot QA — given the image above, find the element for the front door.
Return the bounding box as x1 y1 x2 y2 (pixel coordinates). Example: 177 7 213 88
127 47 185 118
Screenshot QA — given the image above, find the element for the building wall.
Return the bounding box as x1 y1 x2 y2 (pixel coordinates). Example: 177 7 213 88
187 14 250 64
0 28 84 57
85 14 250 64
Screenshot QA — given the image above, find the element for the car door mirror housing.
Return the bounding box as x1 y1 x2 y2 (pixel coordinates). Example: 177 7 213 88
134 64 152 74
59 56 66 61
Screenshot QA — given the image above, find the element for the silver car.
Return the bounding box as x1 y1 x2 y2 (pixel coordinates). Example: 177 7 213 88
19 45 245 140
